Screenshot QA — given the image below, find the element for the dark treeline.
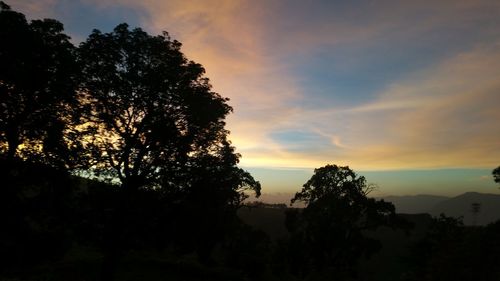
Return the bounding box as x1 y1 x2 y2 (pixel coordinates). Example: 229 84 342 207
244 201 288 209
1 2 500 280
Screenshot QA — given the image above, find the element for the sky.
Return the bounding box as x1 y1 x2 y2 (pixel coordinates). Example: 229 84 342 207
11 0 500 200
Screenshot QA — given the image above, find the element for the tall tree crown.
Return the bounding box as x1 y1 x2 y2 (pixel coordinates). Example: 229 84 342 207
78 23 234 188
291 164 372 206
0 2 80 167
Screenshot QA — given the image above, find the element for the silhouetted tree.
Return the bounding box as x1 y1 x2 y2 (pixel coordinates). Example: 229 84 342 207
0 2 81 168
78 23 259 280
404 214 500 281
286 164 400 280
79 23 235 190
493 166 500 185
403 214 465 281
170 141 261 263
0 3 83 274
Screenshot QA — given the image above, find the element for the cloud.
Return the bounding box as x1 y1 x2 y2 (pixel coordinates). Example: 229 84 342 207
337 43 500 169
233 42 500 170
10 0 500 172
10 0 58 19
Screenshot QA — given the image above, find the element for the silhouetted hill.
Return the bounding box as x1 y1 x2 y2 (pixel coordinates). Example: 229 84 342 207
430 192 500 225
382 194 449 214
382 192 500 225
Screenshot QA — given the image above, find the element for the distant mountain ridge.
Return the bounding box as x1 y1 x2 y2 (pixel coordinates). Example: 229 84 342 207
382 194 449 214
382 192 500 225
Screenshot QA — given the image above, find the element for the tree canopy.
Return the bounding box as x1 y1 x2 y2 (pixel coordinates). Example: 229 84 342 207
286 164 401 279
0 2 80 168
76 23 261 278
78 23 238 190
0 4 262 278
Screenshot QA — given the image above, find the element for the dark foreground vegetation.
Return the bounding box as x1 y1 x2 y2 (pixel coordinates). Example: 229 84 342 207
1 2 500 280
2 158 500 281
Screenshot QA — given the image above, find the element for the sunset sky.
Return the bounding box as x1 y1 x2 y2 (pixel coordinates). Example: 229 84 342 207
13 0 500 199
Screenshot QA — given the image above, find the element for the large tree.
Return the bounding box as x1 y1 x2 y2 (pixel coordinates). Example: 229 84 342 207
78 23 260 279
0 2 80 167
0 4 84 271
79 23 238 190
286 164 402 279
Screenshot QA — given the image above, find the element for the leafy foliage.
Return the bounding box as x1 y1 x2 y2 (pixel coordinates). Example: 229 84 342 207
168 142 261 262
0 2 81 168
78 23 234 189
404 214 500 281
1 3 262 279
286 164 402 279
76 23 262 280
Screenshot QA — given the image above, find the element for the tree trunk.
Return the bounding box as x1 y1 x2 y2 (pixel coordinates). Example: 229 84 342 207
6 125 19 161
99 181 138 281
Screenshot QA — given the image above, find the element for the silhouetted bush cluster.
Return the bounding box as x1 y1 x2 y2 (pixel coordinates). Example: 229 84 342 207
403 215 500 281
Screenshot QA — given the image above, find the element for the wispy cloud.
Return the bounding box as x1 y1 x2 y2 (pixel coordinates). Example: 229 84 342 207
321 43 500 169
12 0 500 172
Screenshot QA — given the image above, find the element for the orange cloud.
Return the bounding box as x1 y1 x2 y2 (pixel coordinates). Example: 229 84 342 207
11 0 500 172
229 43 500 170
332 44 500 170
